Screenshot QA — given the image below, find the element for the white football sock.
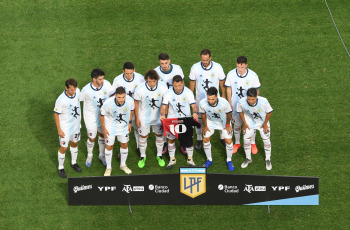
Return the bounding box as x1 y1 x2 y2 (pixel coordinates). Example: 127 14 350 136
243 138 251 160
234 125 241 144
263 139 271 161
186 146 194 158
98 136 105 157
226 142 233 161
120 147 128 167
70 146 78 165
105 149 113 169
139 136 147 158
155 136 164 157
251 131 256 145
58 151 65 170
196 127 203 141
87 139 94 157
168 142 176 158
203 142 212 161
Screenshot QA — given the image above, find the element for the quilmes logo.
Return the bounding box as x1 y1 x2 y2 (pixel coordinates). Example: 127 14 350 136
295 184 314 193
122 185 144 193
73 185 92 193
180 167 206 198
243 184 266 193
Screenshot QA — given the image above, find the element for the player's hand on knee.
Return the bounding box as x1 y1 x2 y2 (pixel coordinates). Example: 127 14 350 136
261 124 269 134
58 129 65 138
103 129 109 139
136 118 141 128
242 123 249 135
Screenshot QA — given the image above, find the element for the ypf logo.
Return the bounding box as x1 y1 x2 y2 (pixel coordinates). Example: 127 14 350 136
180 167 206 198
272 186 290 191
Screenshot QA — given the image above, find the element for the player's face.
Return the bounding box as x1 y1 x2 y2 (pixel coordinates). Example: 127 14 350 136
147 78 158 89
247 96 257 106
159 59 171 72
123 68 134 80
65 85 77 97
115 93 126 105
173 81 184 94
201 54 212 68
94 75 104 88
236 63 248 76
207 95 218 106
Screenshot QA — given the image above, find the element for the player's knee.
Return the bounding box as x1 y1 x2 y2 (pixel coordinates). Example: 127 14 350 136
225 138 232 145
59 146 67 154
203 141 211 149
120 143 128 149
106 145 114 151
70 142 78 148
203 137 210 143
89 137 96 142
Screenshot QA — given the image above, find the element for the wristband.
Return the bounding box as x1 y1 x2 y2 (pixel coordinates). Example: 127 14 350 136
129 121 132 124
226 124 230 127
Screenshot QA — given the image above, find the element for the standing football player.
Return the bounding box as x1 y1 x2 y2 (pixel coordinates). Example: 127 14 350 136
199 87 235 172
54 78 82 178
154 53 186 155
110 62 145 155
236 88 273 170
134 70 167 168
189 49 226 150
99 87 134 176
160 75 198 169
225 56 261 154
80 68 111 167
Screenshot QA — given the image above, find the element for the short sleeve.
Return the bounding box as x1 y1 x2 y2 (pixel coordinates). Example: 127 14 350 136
188 90 196 105
189 67 197 81
264 100 273 113
133 87 141 101
162 93 170 105
224 71 232 87
130 99 135 111
198 103 205 114
224 101 232 113
54 98 63 114
252 74 261 89
218 66 226 81
109 82 117 97
178 66 185 79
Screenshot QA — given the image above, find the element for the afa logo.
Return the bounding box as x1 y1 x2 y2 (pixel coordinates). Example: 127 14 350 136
180 167 206 198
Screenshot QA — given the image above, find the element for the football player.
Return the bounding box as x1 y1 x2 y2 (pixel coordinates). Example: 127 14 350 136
236 88 273 170
54 78 82 178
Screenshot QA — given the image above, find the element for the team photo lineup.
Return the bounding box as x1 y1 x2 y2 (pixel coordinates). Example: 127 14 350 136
54 49 273 178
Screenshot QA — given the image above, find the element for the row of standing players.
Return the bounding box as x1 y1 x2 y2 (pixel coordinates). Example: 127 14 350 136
54 49 273 178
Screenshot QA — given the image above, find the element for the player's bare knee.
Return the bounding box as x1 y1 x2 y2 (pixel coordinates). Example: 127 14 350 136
89 137 95 142
203 137 210 143
59 146 67 154
140 134 148 139
225 138 232 145
120 143 128 149
168 139 175 144
70 142 78 148
106 145 113 151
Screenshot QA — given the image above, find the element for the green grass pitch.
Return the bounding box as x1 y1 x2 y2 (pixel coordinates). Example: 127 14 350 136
1 0 349 229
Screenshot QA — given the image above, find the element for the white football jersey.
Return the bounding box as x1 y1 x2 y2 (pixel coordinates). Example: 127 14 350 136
100 96 134 136
54 89 81 136
236 96 273 129
154 64 184 89
199 97 232 130
134 81 167 126
189 61 226 106
162 86 196 118
80 80 112 129
225 68 261 115
109 72 145 98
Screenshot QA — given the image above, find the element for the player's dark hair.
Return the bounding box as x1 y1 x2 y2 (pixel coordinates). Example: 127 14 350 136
247 88 258 97
115 86 126 95
123 62 134 70
172 75 183 83
158 53 170 60
65 78 77 88
237 56 248 64
200 49 211 57
91 68 105 79
145 69 159 81
207 87 218 96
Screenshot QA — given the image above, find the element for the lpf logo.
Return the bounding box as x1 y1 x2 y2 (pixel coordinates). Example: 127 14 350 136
180 167 206 198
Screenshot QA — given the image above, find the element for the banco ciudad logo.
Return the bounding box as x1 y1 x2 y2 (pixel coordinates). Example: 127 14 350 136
180 167 206 198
